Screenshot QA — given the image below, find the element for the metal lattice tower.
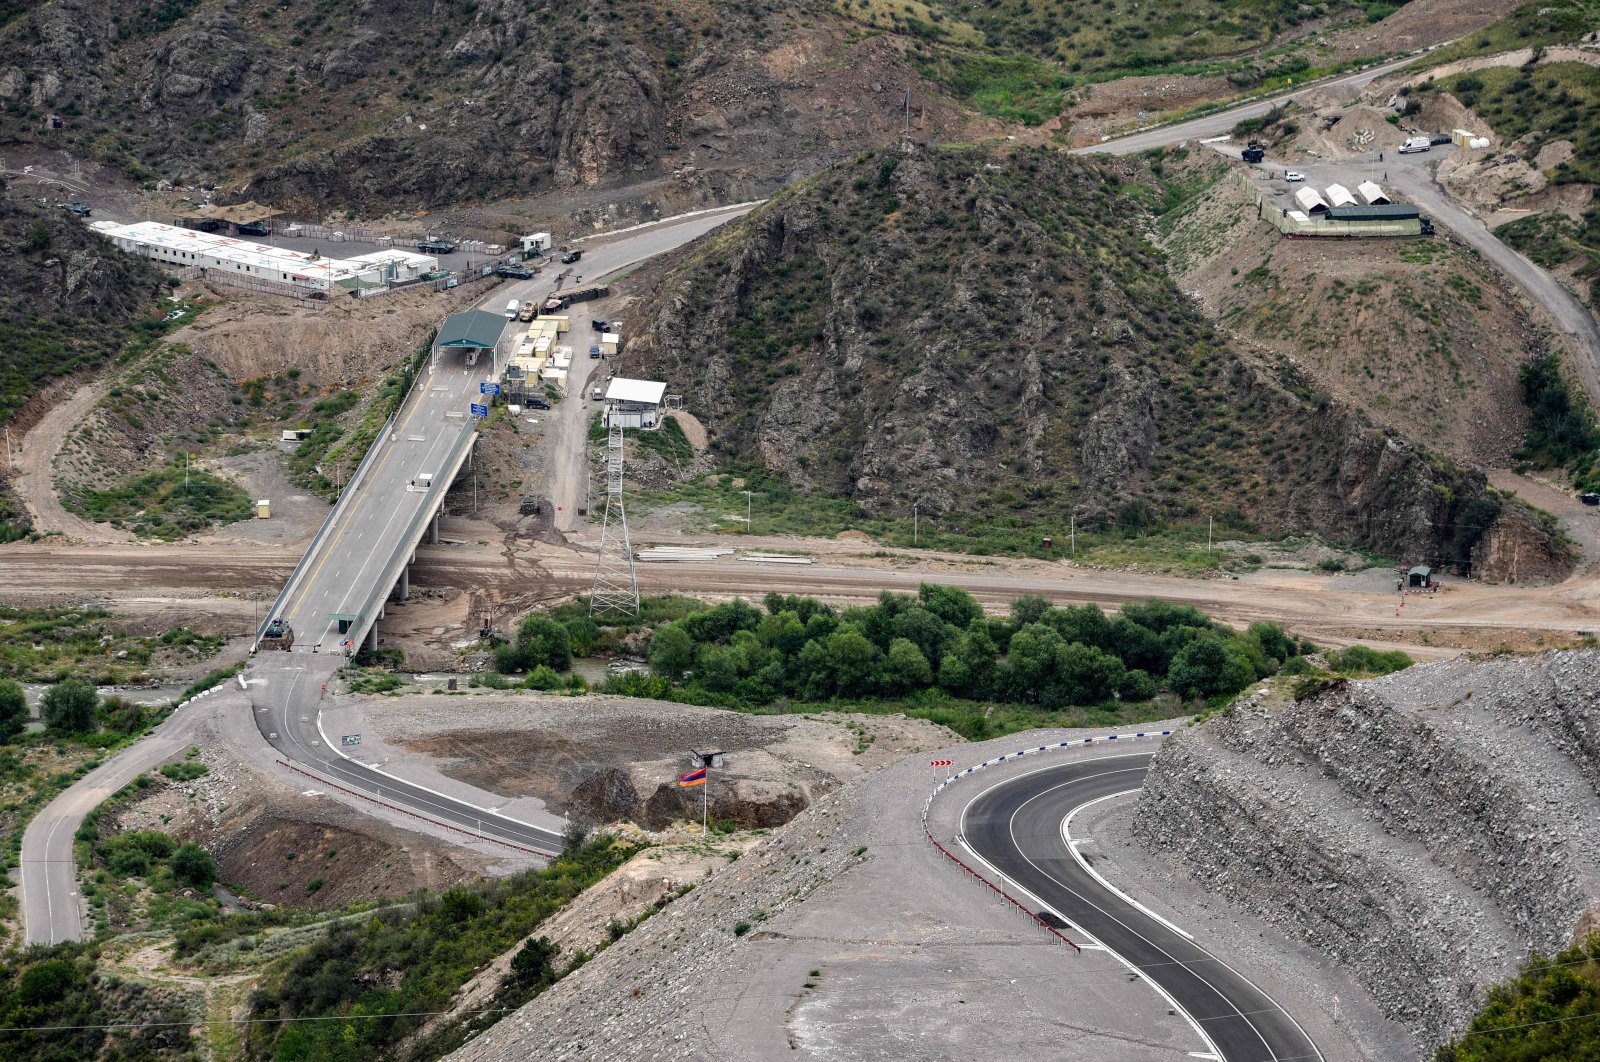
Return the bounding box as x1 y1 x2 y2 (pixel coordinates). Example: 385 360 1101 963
590 421 640 617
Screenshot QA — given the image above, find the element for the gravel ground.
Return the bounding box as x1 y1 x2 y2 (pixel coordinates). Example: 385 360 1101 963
1086 795 1415 1061
446 724 1263 1062
337 689 953 829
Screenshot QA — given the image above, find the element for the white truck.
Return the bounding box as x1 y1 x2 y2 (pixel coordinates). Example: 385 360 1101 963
504 298 520 319
1398 136 1431 154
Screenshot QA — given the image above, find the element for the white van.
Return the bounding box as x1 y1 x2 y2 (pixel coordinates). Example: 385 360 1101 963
504 299 520 320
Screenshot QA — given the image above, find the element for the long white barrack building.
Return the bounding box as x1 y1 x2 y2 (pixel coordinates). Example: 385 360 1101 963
89 220 437 293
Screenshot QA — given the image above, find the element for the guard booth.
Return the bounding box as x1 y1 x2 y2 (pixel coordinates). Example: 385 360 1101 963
1407 566 1432 589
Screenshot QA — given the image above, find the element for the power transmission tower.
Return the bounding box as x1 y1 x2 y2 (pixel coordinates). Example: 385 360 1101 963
589 421 639 617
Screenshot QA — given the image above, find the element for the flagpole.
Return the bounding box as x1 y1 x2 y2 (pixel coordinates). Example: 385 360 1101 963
702 768 708 837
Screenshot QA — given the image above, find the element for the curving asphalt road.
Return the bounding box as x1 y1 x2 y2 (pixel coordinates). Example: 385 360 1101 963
19 694 224 945
1079 52 1430 157
14 206 754 946
246 205 758 855
961 755 1322 1062
247 654 565 854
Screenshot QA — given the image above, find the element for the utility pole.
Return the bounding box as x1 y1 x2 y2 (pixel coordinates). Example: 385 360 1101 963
744 489 754 533
1208 516 1213 549
1070 513 1076 557
913 501 919 547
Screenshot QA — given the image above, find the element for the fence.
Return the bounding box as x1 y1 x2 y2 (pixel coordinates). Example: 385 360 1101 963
277 759 543 855
1237 172 1424 238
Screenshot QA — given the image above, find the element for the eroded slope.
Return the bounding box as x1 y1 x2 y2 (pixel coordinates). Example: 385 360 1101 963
1136 648 1600 1051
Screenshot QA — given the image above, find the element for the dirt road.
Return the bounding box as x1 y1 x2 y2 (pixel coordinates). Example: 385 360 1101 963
14 379 131 543
2 535 1595 656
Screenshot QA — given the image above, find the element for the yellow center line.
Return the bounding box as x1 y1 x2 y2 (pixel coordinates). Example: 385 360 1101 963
277 362 456 633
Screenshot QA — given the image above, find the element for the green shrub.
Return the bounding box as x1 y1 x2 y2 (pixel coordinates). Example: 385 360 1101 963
41 679 98 733
1327 645 1412 677
169 843 217 889
0 678 26 741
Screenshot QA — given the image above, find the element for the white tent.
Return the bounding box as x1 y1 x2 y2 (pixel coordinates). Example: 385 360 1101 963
1294 187 1331 215
1357 181 1392 205
1324 183 1357 208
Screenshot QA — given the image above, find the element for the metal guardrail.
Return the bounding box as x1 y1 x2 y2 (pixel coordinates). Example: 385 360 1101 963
920 730 1177 951
276 758 542 854
341 423 477 654
256 412 396 647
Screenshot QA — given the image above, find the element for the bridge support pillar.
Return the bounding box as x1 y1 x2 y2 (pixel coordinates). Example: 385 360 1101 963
396 565 409 602
364 625 378 653
427 511 440 545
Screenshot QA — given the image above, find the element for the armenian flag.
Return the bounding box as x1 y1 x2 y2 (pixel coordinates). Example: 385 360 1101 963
679 767 707 788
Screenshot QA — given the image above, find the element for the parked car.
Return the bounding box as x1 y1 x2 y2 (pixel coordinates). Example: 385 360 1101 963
1284 171 1305 182
527 396 551 410
589 345 601 359
64 201 91 216
562 249 583 264
591 319 609 331
591 385 605 400
1582 492 1600 507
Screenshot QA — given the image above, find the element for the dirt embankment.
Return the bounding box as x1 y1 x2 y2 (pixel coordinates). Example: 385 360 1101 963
1135 648 1600 1052
114 709 498 912
361 692 954 832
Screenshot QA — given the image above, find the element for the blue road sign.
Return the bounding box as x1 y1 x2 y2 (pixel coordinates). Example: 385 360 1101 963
470 403 488 417
480 382 500 395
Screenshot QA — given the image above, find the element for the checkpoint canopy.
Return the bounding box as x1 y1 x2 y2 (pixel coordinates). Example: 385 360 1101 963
436 310 507 351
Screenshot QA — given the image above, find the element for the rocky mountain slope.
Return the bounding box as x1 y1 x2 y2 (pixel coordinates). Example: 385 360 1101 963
621 142 1570 576
0 0 993 213
1135 648 1600 1052
0 0 1507 215
0 177 166 539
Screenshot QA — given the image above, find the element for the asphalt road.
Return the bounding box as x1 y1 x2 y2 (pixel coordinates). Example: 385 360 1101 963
20 694 219 945
263 202 756 656
962 755 1322 1062
1080 51 1429 156
1240 145 1600 415
244 205 754 857
245 653 565 854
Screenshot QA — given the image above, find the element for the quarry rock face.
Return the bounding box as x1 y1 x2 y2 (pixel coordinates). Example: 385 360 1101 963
1135 649 1600 1050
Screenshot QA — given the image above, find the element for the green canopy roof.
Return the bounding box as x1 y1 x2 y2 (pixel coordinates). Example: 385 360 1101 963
436 310 506 349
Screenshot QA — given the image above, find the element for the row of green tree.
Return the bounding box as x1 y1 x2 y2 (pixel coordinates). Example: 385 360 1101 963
625 586 1305 709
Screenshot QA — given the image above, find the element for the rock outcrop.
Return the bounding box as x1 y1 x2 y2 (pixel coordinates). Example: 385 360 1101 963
1135 649 1600 1051
623 143 1569 571
0 1 987 212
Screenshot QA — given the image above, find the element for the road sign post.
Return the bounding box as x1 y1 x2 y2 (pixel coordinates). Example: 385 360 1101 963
479 382 500 396
470 403 488 418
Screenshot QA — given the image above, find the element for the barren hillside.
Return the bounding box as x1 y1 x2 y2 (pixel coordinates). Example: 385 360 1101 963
0 0 992 214
621 142 1570 576
0 177 167 539
1158 153 1544 467
1136 648 1600 1052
